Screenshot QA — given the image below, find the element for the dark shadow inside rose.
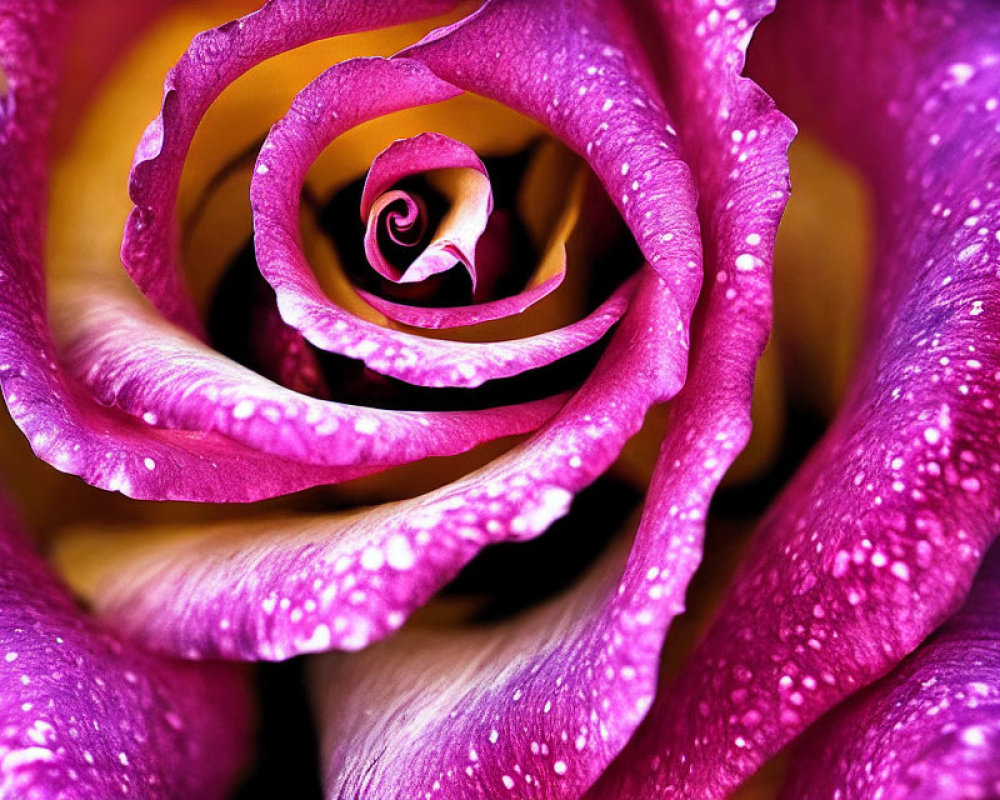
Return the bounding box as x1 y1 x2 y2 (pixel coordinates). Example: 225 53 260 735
207 241 616 411
231 658 323 800
442 475 642 621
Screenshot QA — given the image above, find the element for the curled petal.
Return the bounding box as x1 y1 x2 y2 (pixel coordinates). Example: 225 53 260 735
0 501 251 799
590 2 1000 797
122 0 462 335
55 277 564 471
780 543 1000 800
0 0 440 502
253 56 627 388
358 160 583 330
404 0 704 324
361 131 488 214
57 269 685 661
361 136 492 288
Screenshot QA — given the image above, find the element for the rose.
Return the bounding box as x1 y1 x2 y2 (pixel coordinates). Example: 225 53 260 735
0 2 998 800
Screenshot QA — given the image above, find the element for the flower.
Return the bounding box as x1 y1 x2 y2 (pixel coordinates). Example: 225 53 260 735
0 1 997 800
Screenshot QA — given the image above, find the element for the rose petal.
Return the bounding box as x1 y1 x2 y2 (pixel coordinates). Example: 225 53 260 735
0 500 251 799
357 160 584 330
57 267 688 661
252 56 630 388
34 11 568 502
309 538 639 799
779 542 1000 800
121 0 463 335
360 132 490 288
53 276 565 470
361 131 488 215
589 2 1000 797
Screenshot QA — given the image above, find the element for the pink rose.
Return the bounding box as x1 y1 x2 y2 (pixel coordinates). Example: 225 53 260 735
0 1 997 798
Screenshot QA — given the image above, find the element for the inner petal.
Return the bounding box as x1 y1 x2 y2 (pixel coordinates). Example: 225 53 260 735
361 132 492 294
363 166 491 290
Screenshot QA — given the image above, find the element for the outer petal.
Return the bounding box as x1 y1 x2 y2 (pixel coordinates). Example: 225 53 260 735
0 500 251 799
299 2 791 797
121 0 462 335
779 542 1000 800
58 269 685 662
590 2 1000 797
0 0 375 502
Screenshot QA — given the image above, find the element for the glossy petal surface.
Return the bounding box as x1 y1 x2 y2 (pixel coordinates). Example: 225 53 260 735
122 0 461 335
58 269 684 662
0 1 400 501
252 56 630 388
0 502 250 800
780 543 1000 800
590 2 1000 797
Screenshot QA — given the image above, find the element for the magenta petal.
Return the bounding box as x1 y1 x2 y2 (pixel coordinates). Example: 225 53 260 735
780 543 1000 800
0 504 251 799
121 0 462 335
253 56 632 388
358 271 565 330
361 133 491 288
0 3 356 501
56 280 564 471
590 2 1000 797
361 132 488 216
71 269 687 662
0 2 559 503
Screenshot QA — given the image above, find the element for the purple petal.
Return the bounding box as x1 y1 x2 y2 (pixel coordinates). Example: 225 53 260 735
60 267 687 662
0 2 356 501
295 1 790 796
780 543 1000 800
361 135 488 291
404 0 704 325
361 132 488 215
589 2 1000 797
357 158 584 331
361 134 491 287
121 0 462 336
54 277 564 470
0 501 251 799
252 56 629 388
